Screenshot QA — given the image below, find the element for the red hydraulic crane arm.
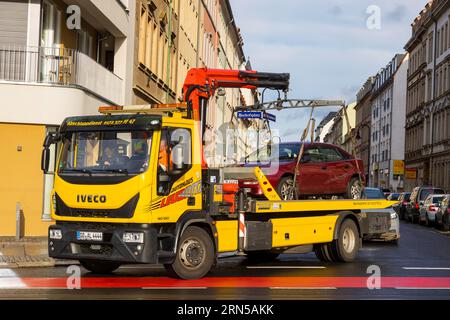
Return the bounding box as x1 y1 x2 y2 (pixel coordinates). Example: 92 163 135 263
182 68 290 121
182 68 290 168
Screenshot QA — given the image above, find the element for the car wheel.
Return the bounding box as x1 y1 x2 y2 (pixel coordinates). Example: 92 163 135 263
79 260 121 274
443 215 450 232
345 177 362 199
164 226 215 280
277 176 296 200
418 215 424 225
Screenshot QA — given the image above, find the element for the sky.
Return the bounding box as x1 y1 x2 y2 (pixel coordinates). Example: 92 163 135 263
230 0 428 141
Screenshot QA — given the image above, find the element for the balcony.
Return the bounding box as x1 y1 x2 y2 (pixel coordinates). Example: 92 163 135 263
0 46 123 105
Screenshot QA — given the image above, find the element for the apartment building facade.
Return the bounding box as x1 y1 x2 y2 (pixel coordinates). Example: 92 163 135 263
355 77 374 183
404 0 450 191
314 111 337 143
0 0 135 236
134 0 255 168
370 54 407 191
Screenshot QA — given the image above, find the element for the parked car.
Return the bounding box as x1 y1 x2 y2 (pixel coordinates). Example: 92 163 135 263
436 195 450 231
394 192 411 220
419 194 446 226
381 188 392 199
362 188 400 243
238 142 365 200
387 193 400 201
406 186 446 223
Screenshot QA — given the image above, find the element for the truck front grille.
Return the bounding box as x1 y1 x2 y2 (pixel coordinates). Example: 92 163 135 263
76 244 113 256
55 194 139 219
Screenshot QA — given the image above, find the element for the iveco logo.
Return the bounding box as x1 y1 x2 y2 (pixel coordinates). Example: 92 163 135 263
77 195 107 203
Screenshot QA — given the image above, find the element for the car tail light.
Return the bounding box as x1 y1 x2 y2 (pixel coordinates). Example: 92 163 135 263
415 202 419 210
429 205 436 211
447 208 450 214
243 180 259 186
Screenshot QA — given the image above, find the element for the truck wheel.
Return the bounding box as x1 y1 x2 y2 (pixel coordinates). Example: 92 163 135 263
246 251 280 262
314 244 335 262
333 219 360 262
344 177 362 199
80 260 121 274
164 226 215 280
314 244 328 262
277 176 295 200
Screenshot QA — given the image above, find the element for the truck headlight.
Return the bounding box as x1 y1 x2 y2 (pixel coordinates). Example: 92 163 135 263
49 229 62 240
123 232 144 244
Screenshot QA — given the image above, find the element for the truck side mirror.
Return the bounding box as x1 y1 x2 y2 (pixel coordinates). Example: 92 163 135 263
42 131 60 174
41 148 51 173
44 132 60 148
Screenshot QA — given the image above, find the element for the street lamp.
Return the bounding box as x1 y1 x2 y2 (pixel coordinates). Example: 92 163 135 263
356 123 371 186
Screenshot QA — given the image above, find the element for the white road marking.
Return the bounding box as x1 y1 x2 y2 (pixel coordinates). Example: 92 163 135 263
402 267 450 270
142 287 207 290
270 287 336 290
246 266 326 269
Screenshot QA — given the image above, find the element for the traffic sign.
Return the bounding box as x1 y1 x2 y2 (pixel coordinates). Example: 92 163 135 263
236 111 277 122
236 111 263 119
263 112 276 122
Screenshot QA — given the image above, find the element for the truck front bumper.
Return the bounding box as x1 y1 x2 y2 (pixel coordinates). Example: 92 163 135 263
48 222 165 264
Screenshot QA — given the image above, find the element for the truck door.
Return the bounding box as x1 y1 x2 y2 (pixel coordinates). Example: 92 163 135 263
151 127 202 223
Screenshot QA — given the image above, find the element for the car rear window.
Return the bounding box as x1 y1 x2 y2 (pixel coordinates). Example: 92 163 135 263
432 196 445 204
389 193 400 200
420 189 445 201
364 189 385 199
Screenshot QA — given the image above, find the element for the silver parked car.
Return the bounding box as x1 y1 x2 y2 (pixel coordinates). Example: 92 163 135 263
362 188 400 243
419 194 446 227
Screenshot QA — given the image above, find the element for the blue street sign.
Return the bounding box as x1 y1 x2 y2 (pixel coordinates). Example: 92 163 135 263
263 112 277 122
236 111 277 123
236 111 263 119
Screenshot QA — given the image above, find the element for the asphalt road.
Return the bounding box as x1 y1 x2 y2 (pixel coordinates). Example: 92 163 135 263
1 221 450 300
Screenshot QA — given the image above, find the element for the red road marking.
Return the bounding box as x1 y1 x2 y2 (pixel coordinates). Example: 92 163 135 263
0 276 447 289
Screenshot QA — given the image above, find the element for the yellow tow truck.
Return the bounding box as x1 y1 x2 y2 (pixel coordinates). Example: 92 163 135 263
41 68 396 279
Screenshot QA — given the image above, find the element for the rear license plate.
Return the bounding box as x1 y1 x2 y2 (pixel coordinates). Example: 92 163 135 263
76 231 103 241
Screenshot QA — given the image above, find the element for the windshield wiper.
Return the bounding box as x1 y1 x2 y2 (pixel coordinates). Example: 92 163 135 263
101 168 129 175
62 168 93 176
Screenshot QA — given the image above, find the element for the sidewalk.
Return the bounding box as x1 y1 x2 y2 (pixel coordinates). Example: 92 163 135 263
0 237 76 268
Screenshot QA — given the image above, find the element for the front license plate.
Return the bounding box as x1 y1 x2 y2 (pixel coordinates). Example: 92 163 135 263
76 231 103 241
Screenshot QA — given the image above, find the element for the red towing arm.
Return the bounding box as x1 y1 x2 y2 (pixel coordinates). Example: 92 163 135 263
182 68 290 168
183 68 290 121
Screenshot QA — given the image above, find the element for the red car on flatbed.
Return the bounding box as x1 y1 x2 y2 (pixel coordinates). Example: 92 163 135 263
239 142 365 200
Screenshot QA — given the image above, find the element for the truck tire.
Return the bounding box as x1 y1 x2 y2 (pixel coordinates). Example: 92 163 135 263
332 219 360 262
314 244 335 262
344 177 363 199
277 176 295 200
164 226 215 280
313 244 328 262
246 251 280 262
79 260 121 274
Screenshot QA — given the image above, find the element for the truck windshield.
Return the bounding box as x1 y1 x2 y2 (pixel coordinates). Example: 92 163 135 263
58 131 152 175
